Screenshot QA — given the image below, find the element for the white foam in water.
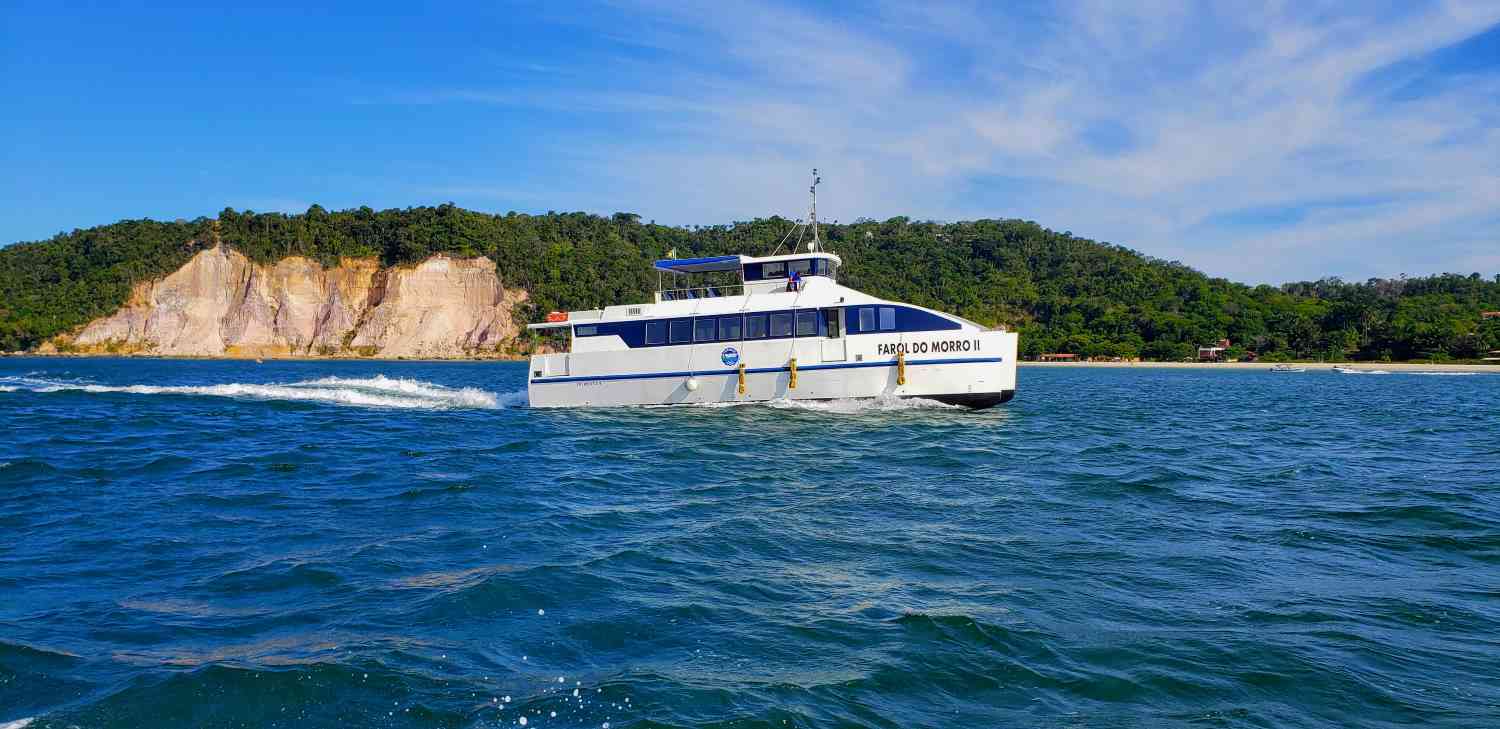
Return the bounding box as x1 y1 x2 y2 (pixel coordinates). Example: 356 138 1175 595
646 394 961 413
766 394 962 413
0 719 35 729
0 374 513 410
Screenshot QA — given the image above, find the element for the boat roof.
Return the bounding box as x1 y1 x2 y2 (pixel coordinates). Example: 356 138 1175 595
652 251 843 274
653 255 747 274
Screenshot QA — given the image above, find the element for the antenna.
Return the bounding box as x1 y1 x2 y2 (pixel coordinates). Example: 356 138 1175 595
808 168 822 253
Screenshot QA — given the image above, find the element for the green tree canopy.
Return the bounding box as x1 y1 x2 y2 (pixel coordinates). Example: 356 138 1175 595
2 205 1497 360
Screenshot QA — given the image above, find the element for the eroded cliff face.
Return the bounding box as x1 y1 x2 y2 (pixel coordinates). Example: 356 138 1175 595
53 246 528 358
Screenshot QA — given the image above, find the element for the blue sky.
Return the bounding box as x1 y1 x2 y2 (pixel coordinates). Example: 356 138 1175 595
2 0 1497 283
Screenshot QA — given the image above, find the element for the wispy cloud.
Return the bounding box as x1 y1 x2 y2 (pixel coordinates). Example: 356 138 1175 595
378 0 1500 282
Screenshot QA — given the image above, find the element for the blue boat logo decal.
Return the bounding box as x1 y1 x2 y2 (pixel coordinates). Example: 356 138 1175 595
721 347 739 366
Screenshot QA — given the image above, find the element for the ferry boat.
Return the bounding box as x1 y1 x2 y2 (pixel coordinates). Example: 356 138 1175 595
525 172 1018 408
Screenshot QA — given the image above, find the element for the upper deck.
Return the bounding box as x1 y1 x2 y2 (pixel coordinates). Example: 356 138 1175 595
529 251 851 329
652 251 844 301
528 253 988 355
525 172 987 351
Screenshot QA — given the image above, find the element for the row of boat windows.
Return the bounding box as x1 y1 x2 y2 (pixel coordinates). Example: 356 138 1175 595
573 305 957 347
742 258 837 281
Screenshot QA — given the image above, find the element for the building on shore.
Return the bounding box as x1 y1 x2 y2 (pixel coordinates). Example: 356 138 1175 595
1197 339 1232 362
1038 353 1080 362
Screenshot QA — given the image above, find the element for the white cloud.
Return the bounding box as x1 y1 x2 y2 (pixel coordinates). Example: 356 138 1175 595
390 0 1500 282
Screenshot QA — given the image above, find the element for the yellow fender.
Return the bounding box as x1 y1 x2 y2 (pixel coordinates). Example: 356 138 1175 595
897 350 906 386
738 362 747 395
789 357 798 389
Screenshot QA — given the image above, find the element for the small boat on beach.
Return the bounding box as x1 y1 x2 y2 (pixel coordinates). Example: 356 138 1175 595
1270 364 1305 373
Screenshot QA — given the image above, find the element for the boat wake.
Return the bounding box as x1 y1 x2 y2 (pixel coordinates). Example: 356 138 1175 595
661 394 962 413
767 395 963 413
0 374 518 410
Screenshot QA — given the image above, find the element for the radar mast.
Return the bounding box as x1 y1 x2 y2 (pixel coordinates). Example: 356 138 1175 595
808 168 822 253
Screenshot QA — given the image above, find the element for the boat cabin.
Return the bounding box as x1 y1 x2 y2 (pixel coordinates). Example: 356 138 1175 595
654 252 842 301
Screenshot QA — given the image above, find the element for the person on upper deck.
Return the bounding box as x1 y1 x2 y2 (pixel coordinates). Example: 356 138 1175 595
788 270 802 292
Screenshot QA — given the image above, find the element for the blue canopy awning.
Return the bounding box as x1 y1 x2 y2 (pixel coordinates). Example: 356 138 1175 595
653 255 744 274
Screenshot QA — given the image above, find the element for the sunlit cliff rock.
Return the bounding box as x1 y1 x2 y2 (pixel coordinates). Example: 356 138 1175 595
49 246 527 358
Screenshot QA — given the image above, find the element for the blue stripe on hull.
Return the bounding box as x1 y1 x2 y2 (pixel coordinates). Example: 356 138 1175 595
529 356 1004 385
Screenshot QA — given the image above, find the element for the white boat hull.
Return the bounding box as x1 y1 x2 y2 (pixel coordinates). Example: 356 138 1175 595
527 331 1018 408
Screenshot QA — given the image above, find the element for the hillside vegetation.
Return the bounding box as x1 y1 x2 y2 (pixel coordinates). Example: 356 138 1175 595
2 204 1498 361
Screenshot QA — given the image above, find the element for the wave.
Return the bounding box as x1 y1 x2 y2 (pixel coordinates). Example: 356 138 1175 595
653 394 961 413
1 719 35 729
767 395 962 413
0 374 516 410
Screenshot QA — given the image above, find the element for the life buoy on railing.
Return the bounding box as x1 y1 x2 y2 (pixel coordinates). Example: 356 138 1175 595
546 311 567 323
897 350 906 385
788 358 798 389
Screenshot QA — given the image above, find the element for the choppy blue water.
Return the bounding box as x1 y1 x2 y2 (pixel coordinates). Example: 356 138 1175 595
2 358 1498 728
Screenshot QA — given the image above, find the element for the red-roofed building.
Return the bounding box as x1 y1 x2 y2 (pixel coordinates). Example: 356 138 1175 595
1198 339 1232 361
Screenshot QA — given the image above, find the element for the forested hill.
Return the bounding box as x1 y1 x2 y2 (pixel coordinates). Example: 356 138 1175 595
2 204 1498 361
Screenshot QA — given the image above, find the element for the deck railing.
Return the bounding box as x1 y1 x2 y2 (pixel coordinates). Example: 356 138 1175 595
656 284 745 302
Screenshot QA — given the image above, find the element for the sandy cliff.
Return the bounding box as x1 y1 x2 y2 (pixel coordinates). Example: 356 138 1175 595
53 246 528 358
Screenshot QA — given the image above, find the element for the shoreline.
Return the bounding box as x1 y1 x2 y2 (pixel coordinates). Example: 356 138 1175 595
1021 360 1499 373
1 352 533 364
5 352 1496 372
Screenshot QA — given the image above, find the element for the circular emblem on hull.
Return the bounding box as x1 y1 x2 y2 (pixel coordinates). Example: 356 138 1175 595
721 347 740 366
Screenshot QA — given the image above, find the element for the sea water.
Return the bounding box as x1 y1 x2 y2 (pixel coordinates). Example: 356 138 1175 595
1 358 1497 727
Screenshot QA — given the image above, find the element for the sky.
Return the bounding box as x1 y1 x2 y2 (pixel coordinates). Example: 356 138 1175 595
2 1 1497 284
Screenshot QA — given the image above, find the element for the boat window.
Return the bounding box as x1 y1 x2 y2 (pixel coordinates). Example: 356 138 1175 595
879 307 896 331
745 313 767 339
719 315 742 340
763 261 786 279
824 308 841 338
645 321 665 345
695 317 717 342
795 310 818 337
788 259 813 276
770 312 793 337
670 319 692 344
859 307 876 332
574 325 597 337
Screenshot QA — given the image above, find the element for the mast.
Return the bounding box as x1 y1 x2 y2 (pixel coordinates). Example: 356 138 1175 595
808 168 821 253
